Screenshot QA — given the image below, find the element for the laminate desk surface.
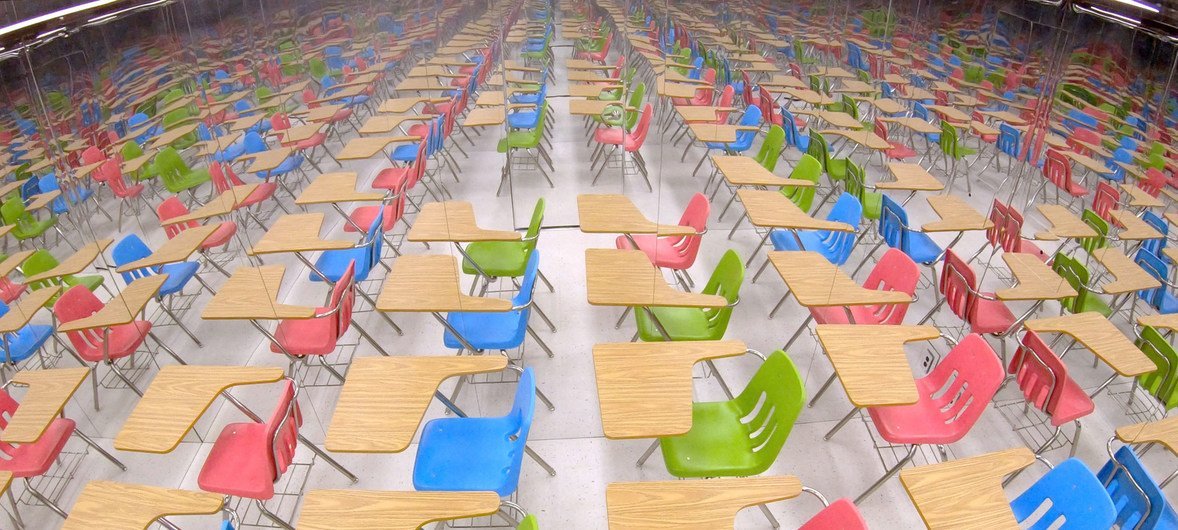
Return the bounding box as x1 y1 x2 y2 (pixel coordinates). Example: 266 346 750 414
244 146 295 174
24 239 113 283
585 249 727 308
115 365 285 453
408 201 521 242
578 194 696 236
115 225 217 272
876 163 944 191
62 481 224 530
25 190 62 213
279 122 326 143
377 254 512 313
769 251 913 307
925 105 970 123
194 132 243 156
0 286 59 334
326 356 507 452
295 172 385 205
1034 204 1098 240
300 104 348 123
359 114 436 135
712 155 815 187
862 97 906 114
1116 416 1178 454
922 195 992 232
656 79 705 99
688 123 759 144
0 249 33 277
1058 149 1112 175
737 189 855 232
1025 312 1156 376
606 476 803 529
202 265 316 320
297 490 501 530
57 274 167 332
758 75 807 89
250 213 353 255
594 340 747 439
337 135 421 160
1 367 87 443
395 78 454 92
147 123 200 150
1091 248 1161 294
379 96 448 114
816 324 939 406
1121 183 1164 208
569 83 624 98
995 253 1076 301
462 107 506 127
675 105 739 123
818 128 890 149
161 184 259 225
1138 312 1178 332
900 447 1035 530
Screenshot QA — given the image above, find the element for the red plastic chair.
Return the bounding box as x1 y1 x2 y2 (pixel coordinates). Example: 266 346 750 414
1067 127 1102 158
270 113 333 166
1001 206 1049 262
671 68 716 107
921 250 1017 340
157 196 238 251
1091 181 1120 223
270 262 358 383
1008 330 1094 457
615 192 709 283
209 161 281 213
1140 168 1167 198
591 104 654 190
98 159 146 231
54 285 184 406
344 173 407 254
971 111 998 144
1035 149 1088 204
874 118 917 160
798 498 868 530
302 87 356 137
845 333 1005 502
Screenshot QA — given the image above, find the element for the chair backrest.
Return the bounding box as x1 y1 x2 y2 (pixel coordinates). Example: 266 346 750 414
781 154 821 213
660 193 710 264
923 332 1005 425
1009 330 1086 418
997 123 1021 158
156 196 197 236
700 249 743 334
1098 445 1178 529
806 131 831 173
53 284 107 353
623 83 647 130
112 234 158 284
1134 247 1170 309
730 106 762 149
1141 168 1167 198
1092 181 1119 222
1011 457 1118 529
121 140 145 161
264 380 302 482
823 193 861 264
1079 209 1109 254
80 146 105 165
754 125 785 172
522 198 545 254
1043 149 1075 191
502 367 537 492
1135 325 1178 411
879 194 910 251
714 85 735 122
1141 210 1169 259
511 252 542 311
243 131 268 155
730 350 805 474
860 249 919 325
938 249 980 324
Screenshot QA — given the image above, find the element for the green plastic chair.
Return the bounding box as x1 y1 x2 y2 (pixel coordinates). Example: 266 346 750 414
1049 252 1111 317
793 41 817 68
161 88 185 107
599 83 646 130
308 58 329 81
496 104 554 188
752 125 785 172
120 141 156 182
845 161 881 220
938 121 976 193
161 111 197 150
462 198 545 280
155 147 210 195
782 154 822 213
655 349 804 477
22 249 104 297
516 515 539 530
1 197 56 245
635 249 743 341
1079 209 1109 255
1136 325 1178 412
806 132 849 187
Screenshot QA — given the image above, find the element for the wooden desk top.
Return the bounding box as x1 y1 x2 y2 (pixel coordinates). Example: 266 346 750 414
295 172 385 206
817 324 938 407
877 163 944 191
24 239 113 283
326 356 506 452
62 481 224 530
818 128 890 149
862 97 907 114
299 104 347 123
0 286 59 334
831 79 876 94
925 105 971 123
657 79 705 99
147 122 199 150
115 365 284 453
2 367 87 443
225 114 264 133
25 190 63 213
395 78 453 92
161 184 258 225
996 253 1076 301
1139 312 1178 332
689 123 758 144
337 135 420 160
194 132 243 156
0 249 33 278
474 92 505 107
1025 312 1156 376
378 96 446 114
586 249 727 308
297 490 501 530
250 213 354 255
358 114 435 135
202 265 316 320
606 476 803 529
594 340 747 439
712 155 814 188
1121 183 1164 208
900 447 1035 530
569 83 624 98
1091 248 1161 294
116 225 216 273
769 251 913 308
737 189 855 232
675 105 737 123
976 109 1027 125
1056 149 1111 176
279 122 325 143
377 254 511 313
244 146 295 174
922 196 992 232
568 99 635 117
759 75 807 89
407 201 521 242
577 194 696 236
1034 204 1097 240
566 59 614 70
462 107 506 127
58 274 167 332
1116 416 1178 455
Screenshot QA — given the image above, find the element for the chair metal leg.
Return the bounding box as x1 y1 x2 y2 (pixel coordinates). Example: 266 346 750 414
783 314 813 351
824 407 859 440
353 321 391 356
254 499 294 530
537 269 555 293
808 372 838 408
614 306 633 329
24 479 68 518
159 304 202 347
74 429 127 470
149 332 187 365
526 326 554 358
6 488 24 529
531 302 557 332
108 363 145 396
757 504 781 528
524 445 557 476
855 445 918 504
636 439 660 467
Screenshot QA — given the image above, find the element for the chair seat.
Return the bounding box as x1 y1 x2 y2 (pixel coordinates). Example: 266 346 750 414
156 261 201 296
0 418 74 478
313 248 374 282
862 191 883 220
461 241 528 277
594 127 625 146
76 321 152 362
391 143 418 162
972 295 1017 334
886 142 917 160
12 218 55 240
906 232 944 265
799 499 868 530
199 222 238 250
198 422 278 500
770 230 844 263
345 205 399 233
1078 293 1113 317
165 169 210 194
64 274 104 292
372 167 411 189
239 182 277 208
271 312 336 356
1158 291 1178 314
0 279 25 303
1037 376 1094 426
660 401 759 477
810 305 888 325
868 374 981 444
1015 239 1049 262
413 416 523 496
507 111 540 129
442 311 526 350
635 306 715 341
1 324 53 364
615 234 693 269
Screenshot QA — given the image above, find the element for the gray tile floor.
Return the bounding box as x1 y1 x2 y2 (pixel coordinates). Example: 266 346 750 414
7 30 1176 530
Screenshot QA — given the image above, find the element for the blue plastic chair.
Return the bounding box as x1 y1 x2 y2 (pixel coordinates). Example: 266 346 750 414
510 78 549 105
443 252 544 352
0 301 53 367
393 118 439 162
312 208 384 283
1142 211 1168 258
782 108 810 152
768 192 861 265
112 234 205 345
1134 248 1178 314
1098 445 1178 529
1011 458 1117 529
413 367 536 496
38 173 92 216
126 112 162 143
321 76 369 108
880 195 943 265
913 103 940 143
705 106 762 152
